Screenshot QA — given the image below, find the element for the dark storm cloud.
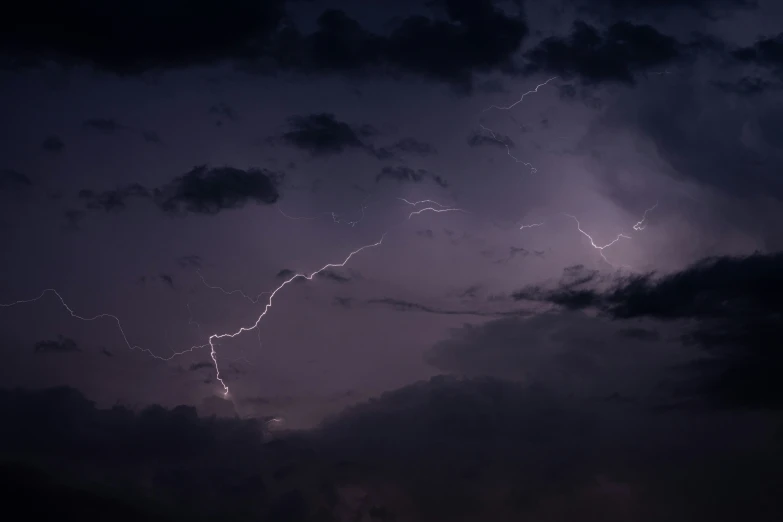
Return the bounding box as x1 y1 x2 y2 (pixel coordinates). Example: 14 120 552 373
0 169 33 190
733 32 783 75
271 1 529 87
515 253 783 409
154 165 282 215
618 327 661 341
0 0 287 74
0 1 527 88
99 347 113 357
576 0 758 17
375 166 448 188
467 130 514 148
159 274 175 289
33 335 80 354
523 21 683 84
3 382 783 521
83 118 126 134
273 113 377 157
189 361 213 372
78 183 151 212
41 135 64 153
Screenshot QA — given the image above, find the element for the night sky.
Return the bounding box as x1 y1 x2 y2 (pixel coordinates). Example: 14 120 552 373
2 0 783 520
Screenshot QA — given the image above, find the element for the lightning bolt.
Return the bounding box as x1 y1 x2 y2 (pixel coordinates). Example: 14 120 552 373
519 222 545 230
632 201 658 231
564 214 631 265
477 76 558 174
197 270 271 304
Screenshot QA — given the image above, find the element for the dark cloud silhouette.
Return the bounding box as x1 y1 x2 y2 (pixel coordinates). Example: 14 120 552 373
316 269 352 284
1 1 528 88
712 76 783 96
154 165 282 215
0 0 287 75
514 253 783 409
41 135 64 153
375 166 448 188
209 102 236 124
577 0 758 17
733 32 783 75
0 169 32 190
189 361 213 372
275 113 375 157
367 297 528 318
33 335 80 353
524 21 683 84
271 1 529 87
159 274 175 288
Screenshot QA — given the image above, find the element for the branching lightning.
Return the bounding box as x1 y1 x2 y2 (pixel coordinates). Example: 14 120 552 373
564 214 631 265
478 76 558 174
632 201 658 231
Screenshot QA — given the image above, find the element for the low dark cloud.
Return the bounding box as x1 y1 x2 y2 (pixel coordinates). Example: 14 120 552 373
154 165 282 215
159 274 175 289
515 253 783 409
712 76 783 96
316 269 352 284
33 335 80 354
375 166 448 188
41 135 64 153
189 361 213 372
367 297 527 318
209 102 236 123
274 113 375 157
142 130 162 144
576 0 758 18
524 21 683 84
0 169 33 191
733 32 783 76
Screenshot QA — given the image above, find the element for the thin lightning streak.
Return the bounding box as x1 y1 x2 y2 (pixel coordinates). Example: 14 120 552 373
632 201 658 231
197 270 271 304
477 76 558 174
407 207 467 220
0 290 210 360
396 197 450 208
564 214 631 265
276 205 317 221
519 222 545 230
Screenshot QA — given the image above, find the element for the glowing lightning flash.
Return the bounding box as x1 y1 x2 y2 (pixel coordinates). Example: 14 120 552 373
565 214 631 265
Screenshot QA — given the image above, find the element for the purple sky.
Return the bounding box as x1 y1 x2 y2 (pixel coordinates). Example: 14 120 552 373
2 1 783 519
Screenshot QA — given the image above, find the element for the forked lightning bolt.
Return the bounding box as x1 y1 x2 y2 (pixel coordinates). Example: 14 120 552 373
1 236 387 396
519 222 544 230
564 214 631 265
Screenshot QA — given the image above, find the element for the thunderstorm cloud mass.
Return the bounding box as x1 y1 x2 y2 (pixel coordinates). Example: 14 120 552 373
2 0 783 520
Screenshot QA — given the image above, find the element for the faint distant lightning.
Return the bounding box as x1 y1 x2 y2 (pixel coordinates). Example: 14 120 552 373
0 290 210 360
276 205 317 221
396 196 466 220
477 76 558 174
519 222 544 230
632 201 658 231
564 214 631 265
482 77 559 113
396 197 450 208
198 270 271 304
